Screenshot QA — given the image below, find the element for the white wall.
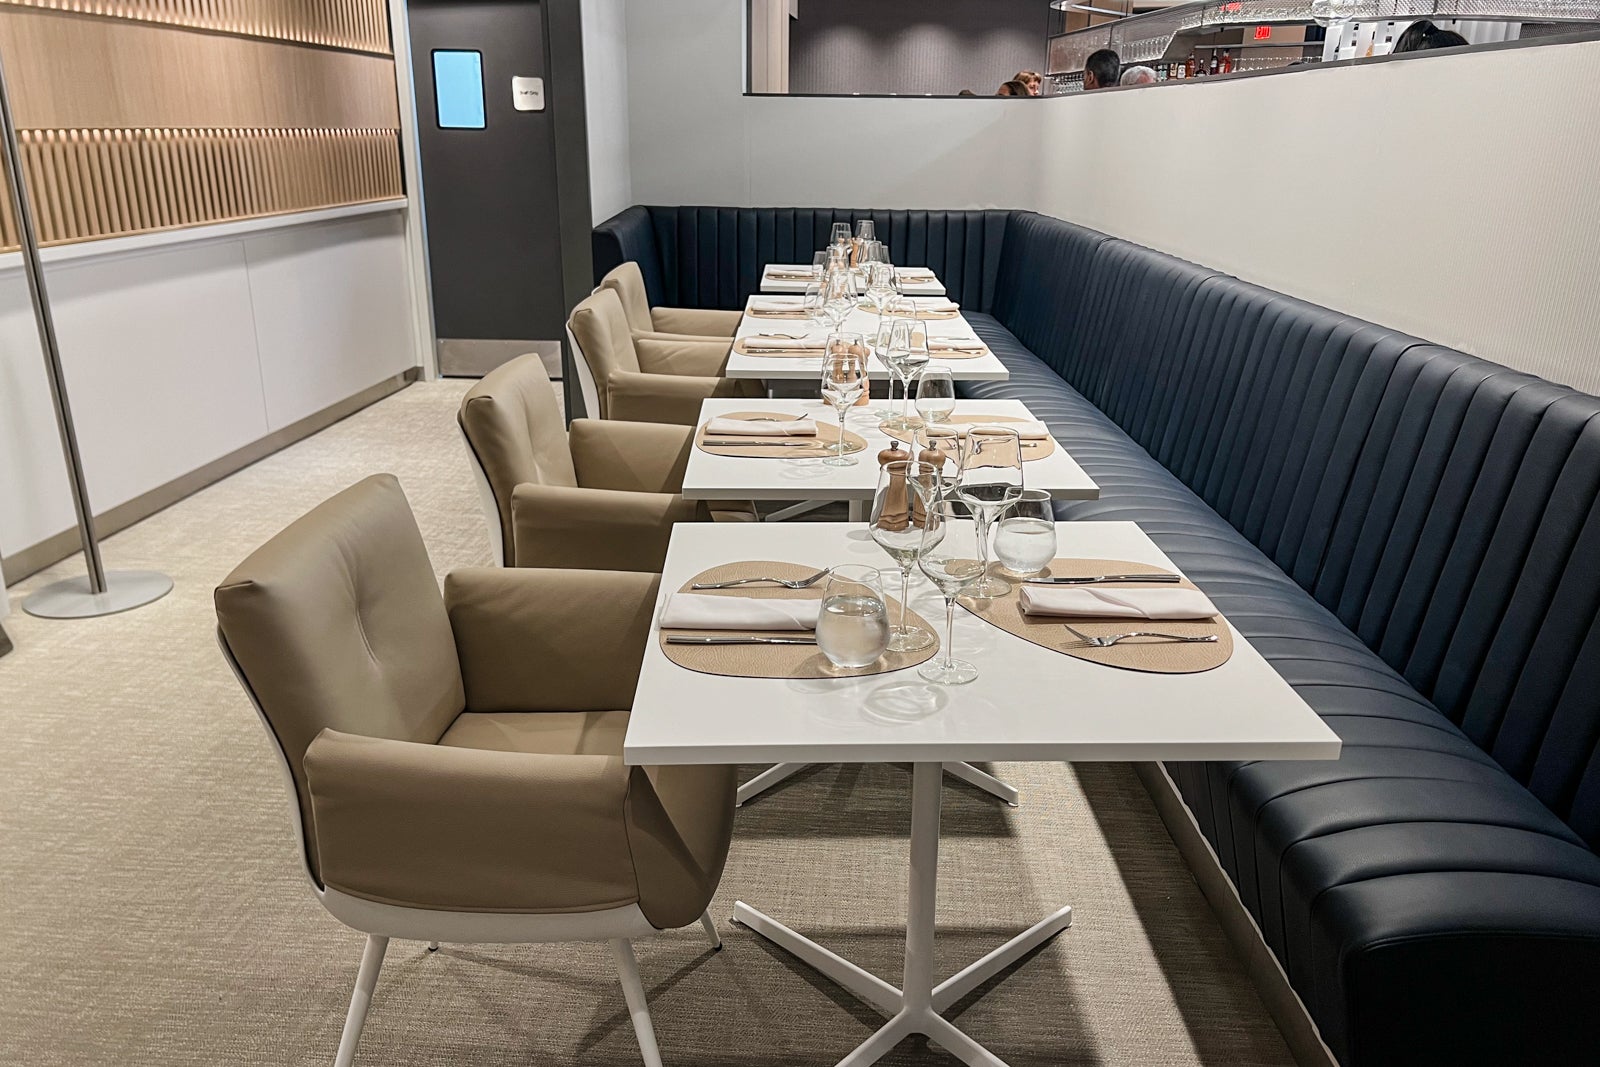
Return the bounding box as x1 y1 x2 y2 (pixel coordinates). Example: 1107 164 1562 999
1035 40 1600 394
624 0 1042 210
617 1 1600 394
583 0 634 223
0 206 418 569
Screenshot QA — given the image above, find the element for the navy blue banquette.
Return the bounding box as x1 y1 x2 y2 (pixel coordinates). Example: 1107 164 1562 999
595 205 1600 1067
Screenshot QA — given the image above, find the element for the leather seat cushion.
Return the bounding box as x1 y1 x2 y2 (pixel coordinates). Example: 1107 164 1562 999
438 710 630 756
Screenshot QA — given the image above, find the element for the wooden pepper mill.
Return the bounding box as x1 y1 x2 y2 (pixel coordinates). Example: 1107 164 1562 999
877 440 910 532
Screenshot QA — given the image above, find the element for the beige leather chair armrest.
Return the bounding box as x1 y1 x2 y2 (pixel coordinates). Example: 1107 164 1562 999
649 307 742 338
606 371 742 425
633 337 733 378
305 730 638 913
509 483 707 571
569 419 694 493
445 567 659 712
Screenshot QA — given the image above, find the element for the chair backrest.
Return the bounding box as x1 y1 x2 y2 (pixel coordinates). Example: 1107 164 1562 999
214 474 466 883
458 354 579 564
597 261 656 334
566 287 640 419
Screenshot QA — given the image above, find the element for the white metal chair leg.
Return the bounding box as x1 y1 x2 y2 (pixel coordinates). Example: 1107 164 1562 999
333 934 388 1067
699 909 722 951
736 762 810 805
943 762 1020 807
609 939 664 1067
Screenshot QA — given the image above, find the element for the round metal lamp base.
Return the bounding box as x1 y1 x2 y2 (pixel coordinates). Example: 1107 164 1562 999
23 570 174 619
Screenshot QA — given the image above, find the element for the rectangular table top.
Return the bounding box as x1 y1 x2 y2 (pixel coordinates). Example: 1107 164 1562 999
624 521 1343 767
760 264 947 296
727 296 1009 382
682 398 1100 503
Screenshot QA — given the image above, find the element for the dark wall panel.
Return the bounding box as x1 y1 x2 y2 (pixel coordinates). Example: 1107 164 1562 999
789 0 1047 96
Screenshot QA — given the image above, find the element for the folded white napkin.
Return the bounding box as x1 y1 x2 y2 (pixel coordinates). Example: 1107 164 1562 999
1017 586 1218 620
704 417 818 436
928 338 987 352
749 299 808 312
660 593 821 631
743 336 826 349
767 267 817 278
897 267 936 277
945 421 1049 440
910 299 960 313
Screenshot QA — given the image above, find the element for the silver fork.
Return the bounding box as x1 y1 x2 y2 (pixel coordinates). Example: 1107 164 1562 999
1063 624 1219 648
692 566 832 591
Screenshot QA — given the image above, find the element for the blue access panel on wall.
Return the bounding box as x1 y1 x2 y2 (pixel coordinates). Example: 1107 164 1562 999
433 50 486 129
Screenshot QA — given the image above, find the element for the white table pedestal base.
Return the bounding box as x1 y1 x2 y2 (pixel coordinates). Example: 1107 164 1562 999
733 762 1071 1066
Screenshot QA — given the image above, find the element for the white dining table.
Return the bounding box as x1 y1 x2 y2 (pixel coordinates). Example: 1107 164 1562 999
728 296 1010 383
760 264 948 296
625 520 1341 1067
684 397 1100 522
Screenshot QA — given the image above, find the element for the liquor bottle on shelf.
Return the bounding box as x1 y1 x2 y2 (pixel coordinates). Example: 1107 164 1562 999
1184 54 1196 77
1207 51 1220 76
1221 49 1233 74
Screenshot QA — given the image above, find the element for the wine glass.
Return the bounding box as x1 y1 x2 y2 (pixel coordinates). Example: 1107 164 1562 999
914 366 956 424
956 425 1024 598
811 250 830 277
822 267 856 328
917 500 981 685
870 459 940 652
803 277 827 328
817 565 891 669
896 319 930 428
864 261 897 314
993 489 1056 578
820 334 867 466
855 219 876 244
878 318 915 432
920 423 963 491
830 222 852 251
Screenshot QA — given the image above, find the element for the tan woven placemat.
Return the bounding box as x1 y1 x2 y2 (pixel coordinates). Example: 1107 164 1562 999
882 415 1057 461
696 412 867 459
733 338 828 358
660 561 939 678
959 559 1233 674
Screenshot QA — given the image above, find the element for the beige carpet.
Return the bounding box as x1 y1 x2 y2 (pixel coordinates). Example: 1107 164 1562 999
0 381 1291 1066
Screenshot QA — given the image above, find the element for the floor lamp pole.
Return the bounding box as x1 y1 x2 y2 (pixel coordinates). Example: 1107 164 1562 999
0 46 172 619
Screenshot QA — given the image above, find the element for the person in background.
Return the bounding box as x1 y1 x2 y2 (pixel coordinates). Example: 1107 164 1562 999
996 79 1031 96
958 88 976 96
1013 70 1043 96
1082 49 1120 91
1392 19 1470 52
1119 65 1158 87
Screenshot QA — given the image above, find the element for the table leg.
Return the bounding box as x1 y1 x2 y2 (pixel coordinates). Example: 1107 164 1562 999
848 499 866 522
732 761 1071 1066
765 500 835 523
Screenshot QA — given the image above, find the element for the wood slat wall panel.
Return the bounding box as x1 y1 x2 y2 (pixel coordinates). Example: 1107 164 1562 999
0 0 392 55
0 12 401 129
0 127 402 250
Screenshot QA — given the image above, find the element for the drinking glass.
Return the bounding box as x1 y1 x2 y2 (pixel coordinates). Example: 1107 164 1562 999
864 261 897 313
803 278 827 327
870 460 941 652
820 335 867 466
822 268 856 327
878 318 916 432
914 366 956 424
855 219 877 244
817 565 891 669
993 489 1056 578
831 222 852 250
917 501 981 685
812 250 830 277
896 319 930 428
920 423 963 490
956 425 1024 598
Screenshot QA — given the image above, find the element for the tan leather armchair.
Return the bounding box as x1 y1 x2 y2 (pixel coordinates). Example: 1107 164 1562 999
567 287 760 424
599 260 743 341
215 475 736 1067
458 353 752 571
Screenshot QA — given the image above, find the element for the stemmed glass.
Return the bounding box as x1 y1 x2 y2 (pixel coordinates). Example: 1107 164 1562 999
956 425 1024 598
816 565 891 669
917 501 982 685
914 366 956 424
878 318 915 431
855 219 876 244
894 318 930 429
820 334 867 466
830 222 852 252
870 459 941 652
864 261 897 314
822 267 856 328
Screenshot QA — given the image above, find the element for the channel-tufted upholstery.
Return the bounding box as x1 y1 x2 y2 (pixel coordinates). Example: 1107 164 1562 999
594 205 1011 314
596 204 1600 1066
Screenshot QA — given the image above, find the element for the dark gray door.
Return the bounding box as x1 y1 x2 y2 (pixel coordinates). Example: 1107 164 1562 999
409 0 565 376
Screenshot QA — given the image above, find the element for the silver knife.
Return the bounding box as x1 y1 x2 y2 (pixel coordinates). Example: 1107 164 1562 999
666 635 818 645
1024 574 1183 585
703 439 819 448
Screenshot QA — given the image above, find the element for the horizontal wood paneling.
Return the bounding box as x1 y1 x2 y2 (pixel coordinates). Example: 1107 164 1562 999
0 11 400 128
0 0 391 55
0 128 402 248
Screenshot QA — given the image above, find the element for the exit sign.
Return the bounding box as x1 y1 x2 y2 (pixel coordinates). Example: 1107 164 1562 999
1254 25 1272 39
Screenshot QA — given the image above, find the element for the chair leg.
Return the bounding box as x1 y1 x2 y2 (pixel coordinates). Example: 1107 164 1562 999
333 934 388 1067
943 761 1020 807
610 939 664 1067
699 909 722 951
